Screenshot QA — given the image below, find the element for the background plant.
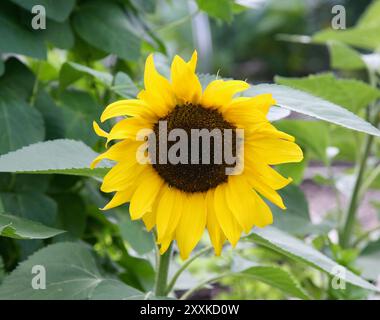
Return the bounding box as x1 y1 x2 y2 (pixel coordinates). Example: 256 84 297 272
0 0 379 300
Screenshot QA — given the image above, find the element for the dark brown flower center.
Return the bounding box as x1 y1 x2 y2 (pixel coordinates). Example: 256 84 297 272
150 104 238 193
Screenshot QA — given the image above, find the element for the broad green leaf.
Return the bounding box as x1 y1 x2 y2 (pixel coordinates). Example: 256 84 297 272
89 280 145 300
59 62 113 90
276 159 306 185
247 227 379 292
117 207 155 255
0 192 57 227
245 84 380 137
0 213 64 239
313 27 380 51
270 185 332 236
43 19 74 49
72 1 141 60
10 0 76 22
313 0 380 50
53 194 86 240
0 2 46 59
58 90 101 146
239 265 309 299
111 72 139 98
275 73 380 113
35 90 65 140
0 139 110 179
196 0 234 22
0 89 45 155
0 242 143 299
327 41 365 71
0 58 34 101
357 239 380 281
356 0 380 29
275 120 329 162
266 106 291 122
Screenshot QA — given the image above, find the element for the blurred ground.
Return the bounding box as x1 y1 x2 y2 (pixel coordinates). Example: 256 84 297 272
302 165 380 229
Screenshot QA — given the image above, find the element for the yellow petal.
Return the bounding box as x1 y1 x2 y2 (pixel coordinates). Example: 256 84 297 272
206 189 225 255
102 187 135 210
137 90 171 118
93 121 108 138
142 209 157 231
129 169 164 220
176 192 207 260
91 140 141 169
244 170 286 209
101 99 157 122
201 79 250 109
159 234 174 255
247 138 303 165
214 184 242 246
227 94 276 114
143 54 176 110
187 50 198 72
244 159 292 190
101 162 146 193
156 186 184 243
225 176 257 233
171 54 202 104
106 117 153 144
251 190 274 227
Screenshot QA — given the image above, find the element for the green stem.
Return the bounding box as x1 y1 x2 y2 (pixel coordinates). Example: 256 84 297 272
154 245 172 297
339 133 374 248
166 246 213 295
339 67 379 248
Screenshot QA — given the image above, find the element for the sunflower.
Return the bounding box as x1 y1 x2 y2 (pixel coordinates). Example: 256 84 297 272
92 51 303 260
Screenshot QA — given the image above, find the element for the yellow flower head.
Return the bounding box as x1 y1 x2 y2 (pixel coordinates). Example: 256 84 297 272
92 51 303 260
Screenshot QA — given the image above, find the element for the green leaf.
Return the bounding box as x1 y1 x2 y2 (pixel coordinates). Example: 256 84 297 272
53 194 86 240
276 159 306 185
0 139 110 179
35 90 65 140
357 239 380 281
117 207 155 255
0 213 64 239
247 227 379 292
58 90 101 146
356 0 380 28
59 62 113 91
275 73 380 113
275 120 329 162
10 0 76 22
239 265 310 299
270 185 332 236
0 3 46 59
196 0 234 22
111 72 139 98
0 89 45 155
72 1 141 60
313 1 380 50
245 84 380 137
327 41 365 71
0 58 34 101
0 192 57 227
43 19 74 49
0 242 143 299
